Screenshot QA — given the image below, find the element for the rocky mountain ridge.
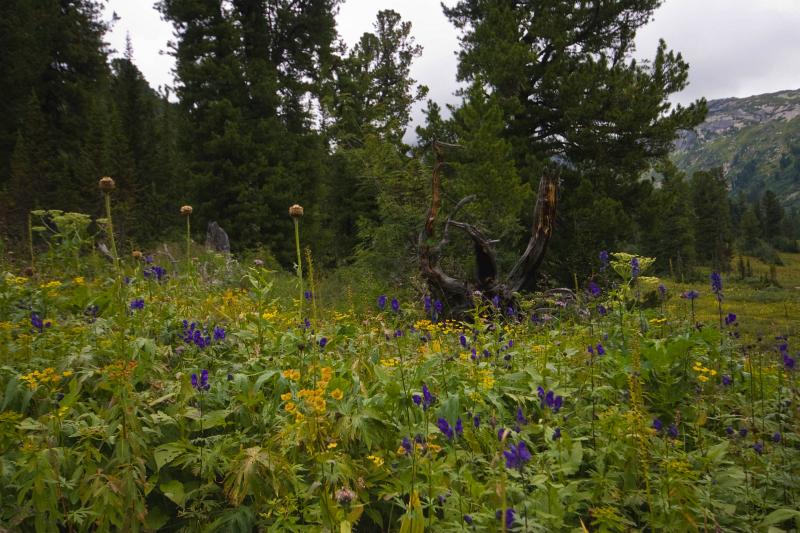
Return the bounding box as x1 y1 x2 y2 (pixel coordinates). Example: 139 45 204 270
673 88 800 208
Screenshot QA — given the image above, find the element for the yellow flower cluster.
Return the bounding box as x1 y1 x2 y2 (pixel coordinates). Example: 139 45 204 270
664 458 691 475
478 369 495 390
104 361 137 380
418 339 442 356
9 276 28 285
0 321 14 330
649 317 667 326
282 369 301 381
366 454 384 467
282 367 339 420
379 357 399 367
72 276 85 285
692 361 717 382
262 309 280 321
19 368 72 390
39 280 62 289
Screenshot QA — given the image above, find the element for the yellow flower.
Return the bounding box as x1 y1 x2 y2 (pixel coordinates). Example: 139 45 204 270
280 392 293 401
327 442 337 449
285 402 297 412
282 369 300 381
294 412 305 423
396 446 406 455
72 277 85 285
698 375 709 383
427 444 442 454
62 370 73 377
40 280 62 289
330 388 344 400
366 455 384 467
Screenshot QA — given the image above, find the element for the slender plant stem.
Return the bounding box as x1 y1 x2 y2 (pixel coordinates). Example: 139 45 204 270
104 193 119 272
27 211 35 272
293 217 303 323
185 215 191 275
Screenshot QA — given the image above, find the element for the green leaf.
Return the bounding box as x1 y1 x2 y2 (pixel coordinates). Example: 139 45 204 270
154 442 188 470
160 479 186 507
761 508 800 527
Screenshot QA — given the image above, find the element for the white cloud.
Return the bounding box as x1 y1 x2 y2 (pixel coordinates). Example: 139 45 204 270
106 0 800 124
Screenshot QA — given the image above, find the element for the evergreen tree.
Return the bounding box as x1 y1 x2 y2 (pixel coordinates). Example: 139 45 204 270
322 9 427 265
1 0 112 236
159 0 341 261
760 189 784 241
691 168 733 271
739 205 761 251
647 167 696 275
442 0 707 281
447 84 532 268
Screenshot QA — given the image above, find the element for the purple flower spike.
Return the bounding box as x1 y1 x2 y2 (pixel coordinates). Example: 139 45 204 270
437 418 454 440
503 441 531 470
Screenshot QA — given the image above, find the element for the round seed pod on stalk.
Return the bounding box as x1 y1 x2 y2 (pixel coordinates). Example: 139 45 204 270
98 176 115 192
289 204 304 218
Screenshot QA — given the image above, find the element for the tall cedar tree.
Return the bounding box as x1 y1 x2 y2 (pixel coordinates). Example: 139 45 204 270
442 0 707 281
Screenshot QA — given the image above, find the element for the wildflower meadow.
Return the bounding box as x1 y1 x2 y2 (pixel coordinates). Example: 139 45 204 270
0 197 799 532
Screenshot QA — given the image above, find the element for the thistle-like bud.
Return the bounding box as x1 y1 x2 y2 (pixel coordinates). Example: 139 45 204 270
132 250 143 260
99 176 115 192
289 204 304 218
180 205 193 216
335 487 356 505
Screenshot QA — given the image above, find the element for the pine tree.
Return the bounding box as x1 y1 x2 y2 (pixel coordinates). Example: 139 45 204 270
648 168 696 275
739 205 761 252
441 0 707 281
447 84 532 268
1 0 111 235
760 189 784 242
691 168 733 271
322 9 427 265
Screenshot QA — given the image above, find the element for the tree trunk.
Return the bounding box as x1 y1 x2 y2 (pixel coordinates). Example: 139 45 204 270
418 142 558 317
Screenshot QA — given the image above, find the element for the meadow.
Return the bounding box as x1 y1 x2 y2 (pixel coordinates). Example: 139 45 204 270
0 230 799 532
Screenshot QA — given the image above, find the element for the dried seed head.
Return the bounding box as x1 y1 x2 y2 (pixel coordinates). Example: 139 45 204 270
180 205 193 216
289 204 304 218
335 487 356 505
132 250 143 260
98 176 115 192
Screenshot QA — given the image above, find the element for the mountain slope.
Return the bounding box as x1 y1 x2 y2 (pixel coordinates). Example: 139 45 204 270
673 89 800 208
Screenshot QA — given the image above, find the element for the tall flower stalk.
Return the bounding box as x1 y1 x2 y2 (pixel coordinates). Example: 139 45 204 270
99 177 119 272
181 205 193 274
289 204 304 323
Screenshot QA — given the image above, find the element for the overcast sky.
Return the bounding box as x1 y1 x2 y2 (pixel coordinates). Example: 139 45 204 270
106 0 800 134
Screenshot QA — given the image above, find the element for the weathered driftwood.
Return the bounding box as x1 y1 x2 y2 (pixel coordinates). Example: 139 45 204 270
418 141 559 317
